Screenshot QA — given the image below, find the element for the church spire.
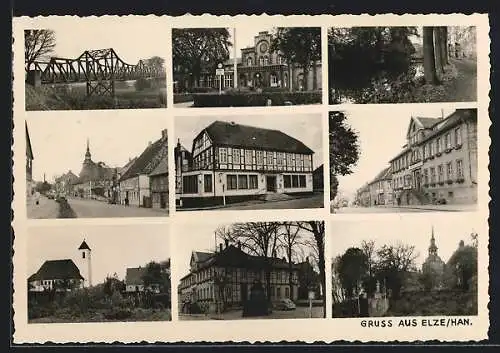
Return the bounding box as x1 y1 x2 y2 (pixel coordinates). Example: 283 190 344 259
429 226 438 256
84 138 92 163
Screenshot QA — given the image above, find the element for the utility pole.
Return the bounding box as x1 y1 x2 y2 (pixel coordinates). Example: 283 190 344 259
233 27 237 89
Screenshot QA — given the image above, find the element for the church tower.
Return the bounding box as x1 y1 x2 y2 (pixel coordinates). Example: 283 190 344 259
422 226 445 290
84 138 92 164
428 226 438 256
77 239 92 287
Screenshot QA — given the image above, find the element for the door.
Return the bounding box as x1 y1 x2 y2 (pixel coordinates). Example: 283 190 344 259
266 176 276 192
160 193 167 209
414 169 421 190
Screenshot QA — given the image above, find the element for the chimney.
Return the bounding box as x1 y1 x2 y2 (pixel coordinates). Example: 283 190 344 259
219 243 223 252
161 129 168 141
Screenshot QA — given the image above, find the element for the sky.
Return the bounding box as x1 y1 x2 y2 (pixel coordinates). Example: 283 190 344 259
335 106 456 201
175 113 324 170
39 19 167 64
228 27 275 59
27 223 170 284
26 113 167 183
173 221 317 283
330 216 480 268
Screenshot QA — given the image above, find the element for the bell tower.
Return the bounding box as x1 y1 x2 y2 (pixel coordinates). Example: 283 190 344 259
84 138 92 164
428 226 438 257
78 239 92 287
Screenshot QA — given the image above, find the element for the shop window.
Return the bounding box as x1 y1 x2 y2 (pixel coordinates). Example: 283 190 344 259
249 175 258 189
299 175 306 187
183 175 198 193
284 175 292 188
227 175 238 190
238 175 248 189
204 174 213 193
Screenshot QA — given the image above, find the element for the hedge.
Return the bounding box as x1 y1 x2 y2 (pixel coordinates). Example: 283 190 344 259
174 93 194 104
192 91 322 107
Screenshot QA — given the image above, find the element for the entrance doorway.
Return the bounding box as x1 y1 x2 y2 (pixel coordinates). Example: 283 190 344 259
266 176 277 192
413 169 421 190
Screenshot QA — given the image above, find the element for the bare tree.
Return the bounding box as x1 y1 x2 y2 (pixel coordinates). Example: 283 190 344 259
221 222 281 303
25 30 56 69
278 222 303 299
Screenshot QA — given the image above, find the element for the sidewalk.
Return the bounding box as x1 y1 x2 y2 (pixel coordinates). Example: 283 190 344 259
381 204 477 212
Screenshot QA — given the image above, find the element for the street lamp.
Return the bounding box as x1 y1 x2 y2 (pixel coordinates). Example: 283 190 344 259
218 173 226 206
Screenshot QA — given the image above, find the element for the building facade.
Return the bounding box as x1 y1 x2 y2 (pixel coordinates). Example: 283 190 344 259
26 122 34 198
119 129 168 208
178 241 300 314
174 31 322 92
367 166 393 206
390 109 477 206
149 158 168 210
176 121 315 207
54 171 78 197
174 141 192 206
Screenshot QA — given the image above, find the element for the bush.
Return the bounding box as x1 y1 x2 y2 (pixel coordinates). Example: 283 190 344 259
192 91 322 107
174 93 194 104
191 87 218 93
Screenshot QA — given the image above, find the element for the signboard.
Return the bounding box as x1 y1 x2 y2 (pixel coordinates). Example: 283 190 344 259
216 68 225 76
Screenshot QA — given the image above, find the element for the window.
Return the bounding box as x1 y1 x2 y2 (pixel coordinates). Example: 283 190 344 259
267 151 273 167
445 133 451 149
245 150 252 165
456 159 464 178
227 175 237 190
259 57 264 66
183 175 198 193
430 142 435 155
286 154 293 168
270 74 277 87
247 57 252 66
219 148 227 163
423 169 429 184
233 149 241 164
299 175 306 187
82 252 85 259
455 127 462 145
249 175 258 189
277 152 283 168
238 175 248 189
430 167 436 183
438 165 444 182
285 287 290 298
277 287 281 298
292 175 299 188
256 151 264 165
284 175 291 188
264 56 269 65
446 162 453 180
277 56 282 64
423 144 427 159
204 174 213 192
436 138 441 153
224 74 232 88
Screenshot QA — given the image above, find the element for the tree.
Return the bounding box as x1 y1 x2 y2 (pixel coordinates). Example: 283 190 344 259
278 222 303 300
375 243 418 299
296 221 326 317
142 261 171 294
447 243 478 291
423 26 440 84
271 27 321 91
25 30 56 69
329 111 360 200
104 273 125 297
336 247 369 298
361 240 377 295
220 222 281 303
172 28 232 88
144 56 165 70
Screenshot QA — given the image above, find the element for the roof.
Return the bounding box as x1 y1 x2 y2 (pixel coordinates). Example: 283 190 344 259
125 267 146 286
313 164 324 175
119 157 138 176
75 161 115 184
419 109 476 144
149 156 168 177
28 259 84 281
120 133 168 181
369 166 392 184
414 116 442 129
200 121 314 154
26 122 33 160
193 251 212 263
78 240 91 250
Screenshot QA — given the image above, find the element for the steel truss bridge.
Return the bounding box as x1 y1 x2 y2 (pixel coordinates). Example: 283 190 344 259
26 48 166 97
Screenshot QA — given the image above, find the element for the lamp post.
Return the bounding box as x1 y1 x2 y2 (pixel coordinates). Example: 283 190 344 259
219 173 226 206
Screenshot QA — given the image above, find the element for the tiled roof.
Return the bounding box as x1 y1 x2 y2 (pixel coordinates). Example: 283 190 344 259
149 156 168 177
75 161 115 184
414 116 442 129
120 132 168 181
419 109 476 144
29 259 84 281
201 121 314 154
125 267 146 286
370 166 392 184
193 251 212 263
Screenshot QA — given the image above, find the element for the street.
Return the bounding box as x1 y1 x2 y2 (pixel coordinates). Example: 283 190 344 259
179 193 324 211
27 195 59 219
67 198 168 218
332 204 476 214
445 57 477 102
179 306 324 321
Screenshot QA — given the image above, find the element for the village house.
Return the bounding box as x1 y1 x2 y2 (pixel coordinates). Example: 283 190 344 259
119 129 168 208
54 170 78 197
367 166 394 206
390 109 477 206
28 259 84 292
149 157 168 210
174 30 322 92
25 122 34 198
177 120 315 208
178 240 302 314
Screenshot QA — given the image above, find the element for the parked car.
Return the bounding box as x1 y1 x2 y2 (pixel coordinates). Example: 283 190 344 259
273 298 296 311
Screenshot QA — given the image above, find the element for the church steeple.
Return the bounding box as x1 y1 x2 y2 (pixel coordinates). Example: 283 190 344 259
84 138 92 163
429 226 438 256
